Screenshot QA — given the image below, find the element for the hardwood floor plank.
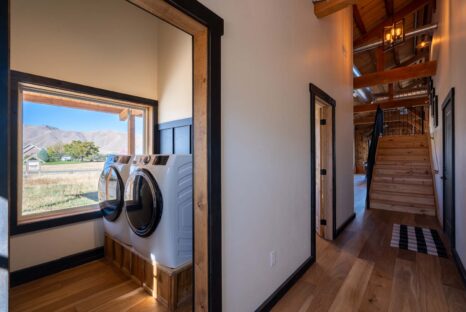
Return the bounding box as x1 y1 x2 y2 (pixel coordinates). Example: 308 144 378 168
416 253 448 312
55 280 138 312
328 258 374 312
443 285 466 312
88 288 149 312
388 258 421 312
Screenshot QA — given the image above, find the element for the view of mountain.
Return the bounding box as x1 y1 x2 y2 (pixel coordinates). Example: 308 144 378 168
23 125 142 155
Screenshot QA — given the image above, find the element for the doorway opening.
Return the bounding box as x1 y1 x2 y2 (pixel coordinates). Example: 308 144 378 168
6 0 223 311
442 88 455 250
315 101 333 239
310 84 336 242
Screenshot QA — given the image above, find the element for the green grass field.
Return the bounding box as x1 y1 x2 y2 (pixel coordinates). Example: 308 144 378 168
42 161 84 165
22 162 104 215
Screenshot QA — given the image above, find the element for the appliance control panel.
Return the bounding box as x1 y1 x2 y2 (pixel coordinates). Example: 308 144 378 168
152 155 169 165
117 155 131 164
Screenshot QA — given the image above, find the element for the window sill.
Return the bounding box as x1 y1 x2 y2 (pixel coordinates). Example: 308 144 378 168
18 205 100 225
11 209 102 236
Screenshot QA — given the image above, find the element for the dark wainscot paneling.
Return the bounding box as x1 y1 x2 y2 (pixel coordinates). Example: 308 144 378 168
158 118 192 154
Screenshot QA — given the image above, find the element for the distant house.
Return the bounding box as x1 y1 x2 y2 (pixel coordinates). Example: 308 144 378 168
61 156 72 161
23 144 48 163
23 144 41 161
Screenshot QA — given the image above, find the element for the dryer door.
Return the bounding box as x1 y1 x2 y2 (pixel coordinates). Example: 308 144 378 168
98 165 125 221
125 169 163 237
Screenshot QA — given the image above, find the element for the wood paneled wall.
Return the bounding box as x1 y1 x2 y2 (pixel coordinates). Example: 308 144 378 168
158 118 192 155
354 125 371 174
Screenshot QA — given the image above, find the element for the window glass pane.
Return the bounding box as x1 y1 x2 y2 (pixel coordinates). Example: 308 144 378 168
21 91 148 218
135 113 144 155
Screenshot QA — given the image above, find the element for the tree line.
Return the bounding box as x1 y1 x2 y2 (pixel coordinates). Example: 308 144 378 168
40 140 102 162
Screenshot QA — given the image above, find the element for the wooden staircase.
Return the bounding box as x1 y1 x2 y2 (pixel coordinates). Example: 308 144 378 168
369 135 436 216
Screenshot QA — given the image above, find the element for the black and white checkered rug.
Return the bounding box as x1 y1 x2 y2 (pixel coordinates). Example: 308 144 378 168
390 224 448 258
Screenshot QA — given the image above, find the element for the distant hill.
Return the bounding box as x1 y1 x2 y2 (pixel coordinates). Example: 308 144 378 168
23 125 142 155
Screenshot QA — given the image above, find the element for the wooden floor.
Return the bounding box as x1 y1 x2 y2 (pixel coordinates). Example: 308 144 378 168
11 175 466 311
10 260 192 312
273 175 466 311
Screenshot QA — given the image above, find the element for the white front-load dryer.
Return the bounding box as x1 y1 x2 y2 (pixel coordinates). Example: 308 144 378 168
124 154 193 269
98 155 133 246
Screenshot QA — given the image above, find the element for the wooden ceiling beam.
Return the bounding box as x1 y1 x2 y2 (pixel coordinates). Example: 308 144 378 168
372 86 427 97
354 97 428 113
354 0 429 47
384 0 394 17
314 0 356 19
354 60 437 89
353 4 367 34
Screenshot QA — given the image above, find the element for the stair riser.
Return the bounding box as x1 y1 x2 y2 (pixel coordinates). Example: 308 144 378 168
373 176 433 186
379 142 429 149
376 155 429 162
370 201 435 216
371 192 435 206
372 183 433 195
375 169 431 176
380 135 428 142
378 148 428 156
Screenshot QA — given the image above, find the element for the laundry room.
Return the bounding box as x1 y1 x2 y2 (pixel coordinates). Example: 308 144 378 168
8 0 195 310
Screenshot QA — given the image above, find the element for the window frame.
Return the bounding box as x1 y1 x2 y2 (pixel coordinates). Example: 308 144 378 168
10 71 158 235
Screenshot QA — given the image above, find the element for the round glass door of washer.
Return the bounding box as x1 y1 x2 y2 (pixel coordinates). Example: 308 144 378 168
124 169 163 237
98 166 124 221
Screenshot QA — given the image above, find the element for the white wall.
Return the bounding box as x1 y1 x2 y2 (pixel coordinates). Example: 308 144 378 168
430 0 466 267
10 220 104 271
156 20 192 123
10 0 190 271
198 1 354 310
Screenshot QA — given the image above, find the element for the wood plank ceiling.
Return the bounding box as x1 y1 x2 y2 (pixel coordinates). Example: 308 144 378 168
353 0 436 108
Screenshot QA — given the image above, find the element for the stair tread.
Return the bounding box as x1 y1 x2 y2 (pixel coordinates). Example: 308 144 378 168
371 198 435 209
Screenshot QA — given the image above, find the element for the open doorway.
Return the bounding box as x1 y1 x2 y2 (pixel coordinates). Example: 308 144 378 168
6 0 223 311
310 84 336 241
315 100 333 239
442 88 455 250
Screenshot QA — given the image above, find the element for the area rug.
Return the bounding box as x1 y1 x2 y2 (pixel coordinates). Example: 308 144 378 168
390 224 448 258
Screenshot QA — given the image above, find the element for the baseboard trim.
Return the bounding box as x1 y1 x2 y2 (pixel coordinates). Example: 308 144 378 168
335 212 356 238
255 255 315 311
452 248 466 287
10 247 104 287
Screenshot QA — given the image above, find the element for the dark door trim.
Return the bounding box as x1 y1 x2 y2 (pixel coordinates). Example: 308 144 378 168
442 87 455 249
310 83 337 241
0 0 9 309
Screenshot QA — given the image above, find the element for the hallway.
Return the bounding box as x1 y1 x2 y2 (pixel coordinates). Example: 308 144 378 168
273 176 466 311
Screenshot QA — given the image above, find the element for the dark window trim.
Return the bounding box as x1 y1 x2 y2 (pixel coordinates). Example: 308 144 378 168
157 117 192 130
9 70 158 235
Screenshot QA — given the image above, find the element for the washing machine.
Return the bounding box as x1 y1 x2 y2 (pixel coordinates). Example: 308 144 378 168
98 154 134 246
124 154 193 268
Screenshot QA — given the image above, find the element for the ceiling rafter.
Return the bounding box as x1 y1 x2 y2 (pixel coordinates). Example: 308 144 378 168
352 4 366 34
354 0 430 47
384 0 395 17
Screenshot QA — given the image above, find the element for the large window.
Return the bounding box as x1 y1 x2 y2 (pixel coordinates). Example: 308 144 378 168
13 73 155 227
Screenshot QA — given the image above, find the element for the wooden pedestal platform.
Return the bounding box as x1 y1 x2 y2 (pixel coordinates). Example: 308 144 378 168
104 234 193 311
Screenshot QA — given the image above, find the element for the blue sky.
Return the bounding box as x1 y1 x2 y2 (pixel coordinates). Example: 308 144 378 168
23 101 142 133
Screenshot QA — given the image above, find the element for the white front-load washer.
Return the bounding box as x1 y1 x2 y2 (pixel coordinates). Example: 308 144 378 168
98 154 133 246
124 154 193 269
